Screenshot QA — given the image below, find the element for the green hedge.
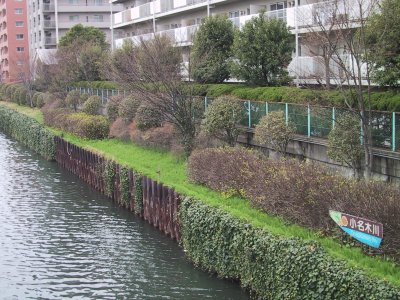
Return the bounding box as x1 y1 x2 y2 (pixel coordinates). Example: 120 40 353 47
204 84 400 112
0 106 55 160
179 198 400 299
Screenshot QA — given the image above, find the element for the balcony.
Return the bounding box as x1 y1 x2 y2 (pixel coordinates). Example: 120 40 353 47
57 0 123 13
43 20 56 28
45 37 57 45
288 55 368 81
115 10 287 48
115 24 199 48
58 21 110 28
113 0 210 28
113 0 373 31
42 3 55 12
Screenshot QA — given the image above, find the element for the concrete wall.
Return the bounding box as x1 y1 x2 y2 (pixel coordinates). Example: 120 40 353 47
239 130 400 184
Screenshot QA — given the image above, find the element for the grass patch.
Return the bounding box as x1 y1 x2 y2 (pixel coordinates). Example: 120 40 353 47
1 100 399 287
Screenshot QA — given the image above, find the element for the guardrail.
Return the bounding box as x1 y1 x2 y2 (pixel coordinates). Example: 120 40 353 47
67 86 399 152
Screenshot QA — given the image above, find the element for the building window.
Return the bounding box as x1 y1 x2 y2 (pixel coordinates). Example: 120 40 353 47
68 0 79 4
16 47 24 52
270 2 287 11
93 0 103 5
15 8 23 14
16 34 24 40
228 11 239 18
17 60 24 66
92 15 103 22
69 15 79 21
15 21 24 27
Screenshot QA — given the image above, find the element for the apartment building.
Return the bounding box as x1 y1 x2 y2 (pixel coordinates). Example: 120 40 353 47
0 0 30 83
111 0 372 84
27 0 124 58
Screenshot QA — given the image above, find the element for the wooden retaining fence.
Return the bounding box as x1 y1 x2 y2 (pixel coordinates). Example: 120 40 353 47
54 136 181 240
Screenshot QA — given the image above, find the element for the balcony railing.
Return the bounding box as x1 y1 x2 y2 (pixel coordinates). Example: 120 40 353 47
114 0 208 26
45 37 57 45
288 55 369 80
115 24 199 48
43 20 56 28
42 4 55 12
114 0 373 29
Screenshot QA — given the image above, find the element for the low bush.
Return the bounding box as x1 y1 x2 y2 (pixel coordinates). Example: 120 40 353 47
0 106 55 159
65 90 81 111
201 95 244 146
180 198 400 299
65 113 109 139
118 95 141 123
42 101 110 139
254 111 296 156
82 95 101 115
188 147 400 259
106 95 123 121
130 122 180 152
135 104 162 131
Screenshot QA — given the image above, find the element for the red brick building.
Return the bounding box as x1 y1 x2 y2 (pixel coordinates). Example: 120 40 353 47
0 0 29 83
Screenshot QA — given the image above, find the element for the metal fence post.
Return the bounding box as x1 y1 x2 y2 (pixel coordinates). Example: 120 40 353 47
248 100 251 128
124 90 126 97
265 102 269 115
393 112 396 152
205 96 208 112
285 103 289 125
307 105 311 137
101 89 104 105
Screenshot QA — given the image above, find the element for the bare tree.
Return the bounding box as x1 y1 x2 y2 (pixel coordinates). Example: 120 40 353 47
297 0 379 178
107 36 202 156
11 52 38 107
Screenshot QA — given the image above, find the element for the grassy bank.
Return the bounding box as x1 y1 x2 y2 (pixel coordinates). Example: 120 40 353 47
1 101 399 288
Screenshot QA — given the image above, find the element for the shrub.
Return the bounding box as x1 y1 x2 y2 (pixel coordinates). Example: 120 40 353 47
42 101 109 139
135 103 162 131
35 93 46 108
80 93 89 104
65 113 109 139
180 198 400 299
328 113 363 177
118 95 141 123
187 147 400 259
106 95 123 121
201 95 244 146
130 123 180 151
82 95 101 115
65 90 81 111
254 111 296 156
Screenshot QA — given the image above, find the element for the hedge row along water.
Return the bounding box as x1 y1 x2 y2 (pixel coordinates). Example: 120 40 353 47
180 198 400 299
0 106 55 160
1 104 400 298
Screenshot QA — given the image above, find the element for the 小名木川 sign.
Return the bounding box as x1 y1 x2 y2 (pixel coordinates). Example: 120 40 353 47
329 210 383 248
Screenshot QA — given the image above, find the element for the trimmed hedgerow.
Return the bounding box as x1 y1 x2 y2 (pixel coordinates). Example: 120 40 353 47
179 198 400 299
188 147 400 260
0 106 55 160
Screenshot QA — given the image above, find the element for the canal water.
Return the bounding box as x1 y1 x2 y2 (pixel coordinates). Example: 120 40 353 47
0 133 248 299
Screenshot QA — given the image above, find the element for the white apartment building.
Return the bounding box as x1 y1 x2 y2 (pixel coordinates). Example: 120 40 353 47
111 0 373 84
27 0 124 58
